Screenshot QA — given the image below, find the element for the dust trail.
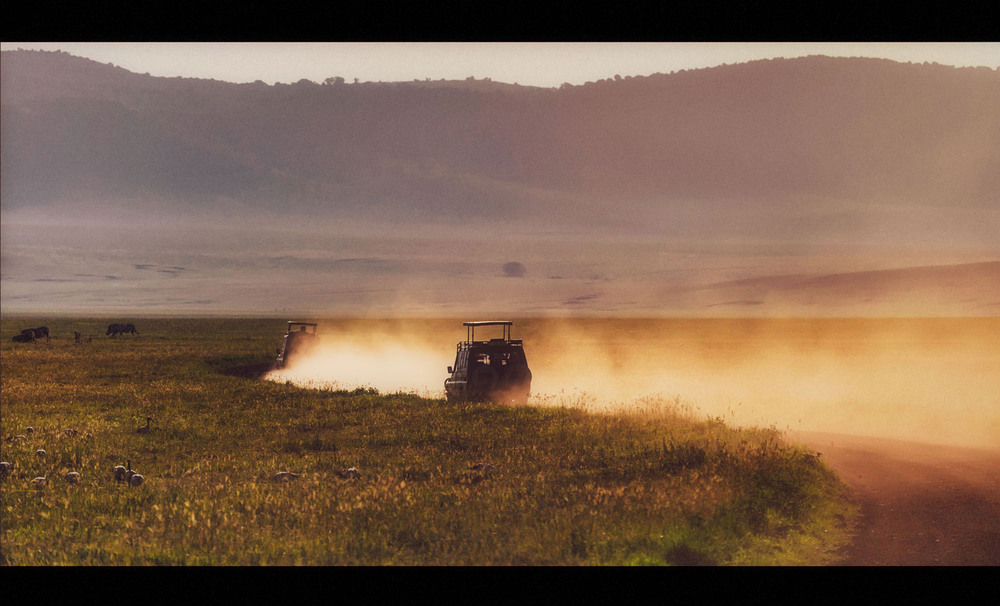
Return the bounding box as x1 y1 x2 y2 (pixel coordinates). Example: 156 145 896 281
263 318 1000 451
266 340 448 397
522 317 1000 450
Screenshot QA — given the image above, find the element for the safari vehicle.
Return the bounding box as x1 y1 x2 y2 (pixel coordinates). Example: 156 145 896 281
445 321 532 404
275 321 320 369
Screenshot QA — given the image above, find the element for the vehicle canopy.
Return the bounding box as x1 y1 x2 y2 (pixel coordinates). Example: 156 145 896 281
286 321 318 335
460 321 517 346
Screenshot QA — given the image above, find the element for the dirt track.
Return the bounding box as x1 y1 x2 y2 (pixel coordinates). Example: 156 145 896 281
792 431 1000 566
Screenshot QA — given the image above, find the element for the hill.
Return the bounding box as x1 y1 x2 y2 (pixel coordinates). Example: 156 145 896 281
3 50 999 237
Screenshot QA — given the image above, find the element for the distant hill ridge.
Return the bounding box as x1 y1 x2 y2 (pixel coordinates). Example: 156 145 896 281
3 49 999 226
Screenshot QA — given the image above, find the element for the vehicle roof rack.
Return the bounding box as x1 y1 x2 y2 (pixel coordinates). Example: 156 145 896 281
286 321 318 334
463 320 514 343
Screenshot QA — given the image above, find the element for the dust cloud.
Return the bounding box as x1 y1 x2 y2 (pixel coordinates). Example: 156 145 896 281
266 340 447 396
264 318 1000 451
264 320 462 396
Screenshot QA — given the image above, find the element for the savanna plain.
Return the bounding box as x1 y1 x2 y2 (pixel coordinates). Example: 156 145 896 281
4 316 996 565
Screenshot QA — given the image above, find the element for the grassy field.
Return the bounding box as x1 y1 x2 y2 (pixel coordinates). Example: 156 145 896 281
1 317 855 565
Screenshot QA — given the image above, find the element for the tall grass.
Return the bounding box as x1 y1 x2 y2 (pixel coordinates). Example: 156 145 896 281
1 318 854 565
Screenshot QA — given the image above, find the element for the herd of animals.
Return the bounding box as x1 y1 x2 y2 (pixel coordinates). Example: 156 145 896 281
9 323 138 343
4 322 148 490
1 422 150 491
3 321 365 491
1 417 366 490
0 416 362 489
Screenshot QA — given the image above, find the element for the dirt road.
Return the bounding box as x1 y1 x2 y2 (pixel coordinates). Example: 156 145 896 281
791 431 1000 566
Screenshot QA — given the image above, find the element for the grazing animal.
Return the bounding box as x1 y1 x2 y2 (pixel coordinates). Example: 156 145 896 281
8 435 28 442
272 471 299 482
106 323 138 338
124 460 136 484
128 473 145 487
31 477 47 489
25 427 34 434
335 467 361 479
74 331 82 344
62 429 79 437
12 332 34 343
66 471 81 484
470 463 495 472
35 449 46 458
136 417 152 434
0 461 12 478
19 326 49 341
113 463 128 484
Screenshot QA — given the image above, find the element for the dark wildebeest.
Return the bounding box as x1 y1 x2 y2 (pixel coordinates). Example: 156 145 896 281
107 323 138 337
20 326 50 341
12 332 35 343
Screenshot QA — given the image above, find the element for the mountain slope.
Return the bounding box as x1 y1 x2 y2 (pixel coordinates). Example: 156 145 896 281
3 50 999 233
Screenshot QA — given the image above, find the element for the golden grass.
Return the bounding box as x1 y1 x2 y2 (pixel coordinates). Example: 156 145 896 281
1 317 855 565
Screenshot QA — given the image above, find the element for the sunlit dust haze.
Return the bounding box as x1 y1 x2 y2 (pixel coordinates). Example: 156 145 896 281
261 318 1000 451
267 342 446 397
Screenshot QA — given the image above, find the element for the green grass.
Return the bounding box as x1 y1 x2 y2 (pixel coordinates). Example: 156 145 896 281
1 317 855 565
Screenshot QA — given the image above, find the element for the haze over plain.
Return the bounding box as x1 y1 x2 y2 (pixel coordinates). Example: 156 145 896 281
2 48 998 317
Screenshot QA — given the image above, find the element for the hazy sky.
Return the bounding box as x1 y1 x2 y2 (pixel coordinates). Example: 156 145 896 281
4 42 999 87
